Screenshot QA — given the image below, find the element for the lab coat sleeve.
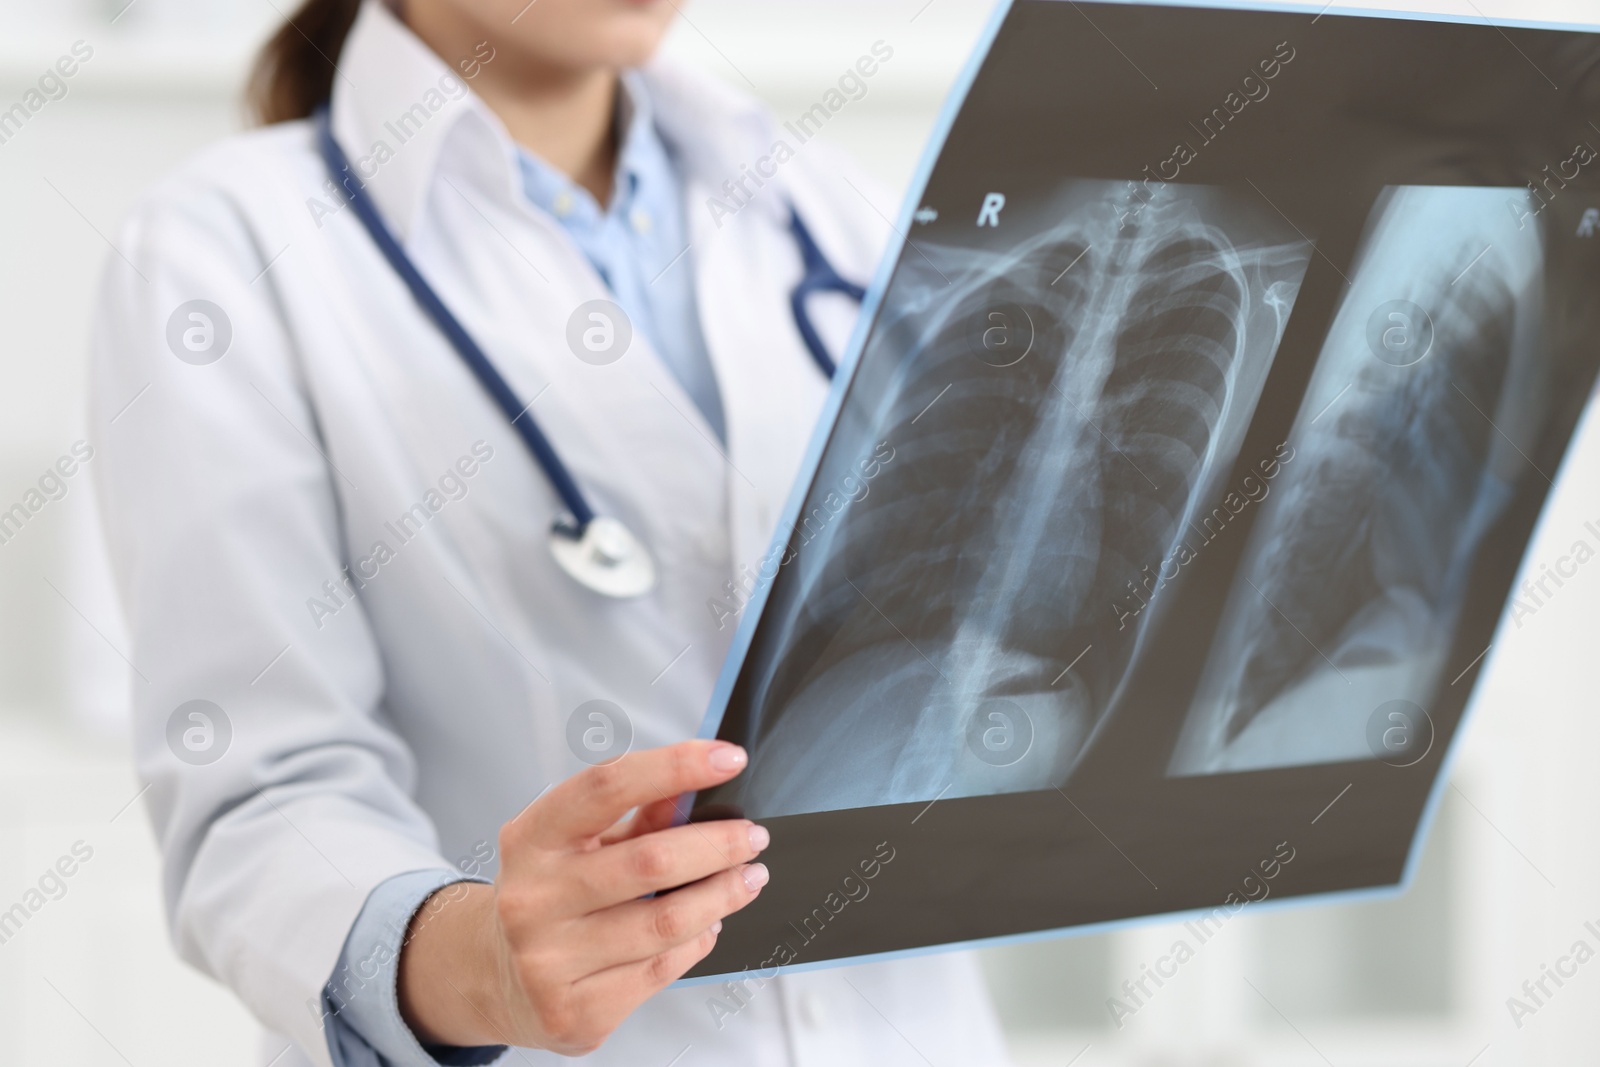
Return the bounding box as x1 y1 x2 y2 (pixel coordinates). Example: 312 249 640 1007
88 162 467 1067
324 870 505 1067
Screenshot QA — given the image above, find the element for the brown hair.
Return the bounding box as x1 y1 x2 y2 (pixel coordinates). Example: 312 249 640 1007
247 0 362 125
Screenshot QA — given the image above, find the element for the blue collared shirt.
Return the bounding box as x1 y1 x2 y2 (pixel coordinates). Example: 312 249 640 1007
320 75 723 1067
516 72 726 442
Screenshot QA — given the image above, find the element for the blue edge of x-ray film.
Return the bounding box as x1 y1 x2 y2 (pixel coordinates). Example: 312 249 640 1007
677 0 1600 988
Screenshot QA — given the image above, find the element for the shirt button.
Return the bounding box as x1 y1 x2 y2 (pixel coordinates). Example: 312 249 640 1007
798 991 827 1028
552 191 575 218
630 207 652 234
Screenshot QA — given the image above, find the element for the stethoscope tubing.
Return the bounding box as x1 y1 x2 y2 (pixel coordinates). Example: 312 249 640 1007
786 211 866 381
313 105 861 553
314 106 597 534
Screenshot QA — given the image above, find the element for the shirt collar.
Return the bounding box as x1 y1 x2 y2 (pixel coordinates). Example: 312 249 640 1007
634 59 791 225
334 1 531 245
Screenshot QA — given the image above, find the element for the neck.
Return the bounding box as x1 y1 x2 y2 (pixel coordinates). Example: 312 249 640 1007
399 6 620 205
479 69 620 206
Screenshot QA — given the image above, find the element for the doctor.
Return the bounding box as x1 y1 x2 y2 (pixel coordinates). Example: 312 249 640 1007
90 1 1009 1066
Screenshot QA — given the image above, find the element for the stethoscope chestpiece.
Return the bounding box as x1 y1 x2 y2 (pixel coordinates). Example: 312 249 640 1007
549 516 658 598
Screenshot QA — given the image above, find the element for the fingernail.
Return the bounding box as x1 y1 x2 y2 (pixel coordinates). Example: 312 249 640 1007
748 823 770 852
711 920 723 934
709 744 748 772
742 862 770 892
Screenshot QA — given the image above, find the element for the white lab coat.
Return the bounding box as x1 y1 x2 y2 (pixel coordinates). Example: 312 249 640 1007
90 4 1010 1066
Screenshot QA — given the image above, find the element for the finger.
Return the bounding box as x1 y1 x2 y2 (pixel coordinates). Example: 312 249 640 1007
572 819 769 910
570 922 722 1022
522 741 746 848
565 864 766 975
597 794 684 847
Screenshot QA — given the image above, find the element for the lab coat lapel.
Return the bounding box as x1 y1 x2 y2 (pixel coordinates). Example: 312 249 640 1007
686 177 833 577
643 59 834 573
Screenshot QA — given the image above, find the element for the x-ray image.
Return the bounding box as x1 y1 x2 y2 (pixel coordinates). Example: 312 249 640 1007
685 0 1600 986
713 182 1315 818
1167 185 1547 775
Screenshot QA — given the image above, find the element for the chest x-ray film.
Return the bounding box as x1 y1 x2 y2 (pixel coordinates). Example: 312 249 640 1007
685 1 1600 980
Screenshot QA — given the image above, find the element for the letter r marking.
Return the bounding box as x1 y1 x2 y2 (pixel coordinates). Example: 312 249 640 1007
977 192 1006 227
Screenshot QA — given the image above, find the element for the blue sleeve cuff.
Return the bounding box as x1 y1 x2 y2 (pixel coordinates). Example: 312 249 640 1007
323 869 507 1067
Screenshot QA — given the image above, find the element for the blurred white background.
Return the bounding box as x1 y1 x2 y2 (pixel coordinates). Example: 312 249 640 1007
1 0 1598 1064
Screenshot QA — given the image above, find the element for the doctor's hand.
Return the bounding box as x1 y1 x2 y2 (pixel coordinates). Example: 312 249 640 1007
395 740 768 1055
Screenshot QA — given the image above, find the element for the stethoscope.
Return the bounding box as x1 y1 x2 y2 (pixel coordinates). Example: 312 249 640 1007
313 107 863 598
